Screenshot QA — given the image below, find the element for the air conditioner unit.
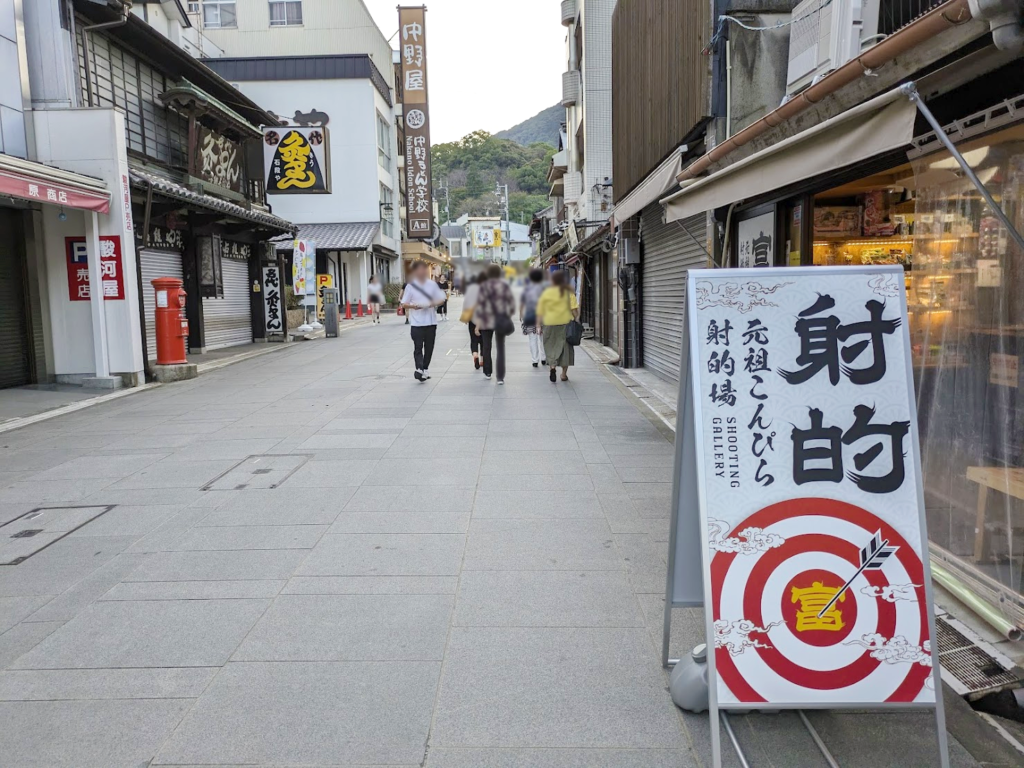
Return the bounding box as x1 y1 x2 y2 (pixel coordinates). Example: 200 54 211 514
786 0 880 96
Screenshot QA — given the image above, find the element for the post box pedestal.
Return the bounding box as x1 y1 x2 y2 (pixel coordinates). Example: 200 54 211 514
152 363 198 383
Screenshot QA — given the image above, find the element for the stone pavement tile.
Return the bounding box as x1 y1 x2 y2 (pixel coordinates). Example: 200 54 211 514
611 452 676 468
101 579 285 601
0 448 89 474
365 458 480 487
485 434 579 452
385 436 486 458
154 661 440 766
159 439 283 462
96 432 200 452
197 487 351 527
81 487 207 507
302 445 391 461
284 575 458 595
345 486 475 513
490 404 569 421
0 502 39 526
0 698 191 768
454 571 644 628
0 535 136 598
297 533 465 576
627 494 673 519
486 419 568 434
801 711 978 768
623 482 673 503
603 442 675 456
0 622 64 669
126 549 309 582
0 595 52 634
65 504 185 538
479 450 585 475
477 475 594 491
424 395 494 409
615 534 669 595
0 667 216 700
637 596 707 660
207 424 305 441
597 495 649 534
139 419 236 435
579 444 611 464
329 508 471 534
286 459 379 487
321 417 411 432
402 423 489 437
413 407 491 424
233 593 453 661
126 506 218 553
616 466 675 483
472 490 601 520
431 627 686 749
0 477 115 503
24 553 148 623
463 519 620 571
108 459 236 490
586 463 626 493
30 453 168 480
295 433 398 449
14 598 269 669
425 748 696 768
166 524 327 551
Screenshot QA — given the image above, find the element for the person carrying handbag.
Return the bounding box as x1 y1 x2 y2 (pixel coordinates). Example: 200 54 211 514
536 269 580 383
472 263 516 384
520 268 547 368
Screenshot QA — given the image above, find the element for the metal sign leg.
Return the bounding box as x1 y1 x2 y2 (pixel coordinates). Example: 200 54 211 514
799 710 840 768
720 711 748 768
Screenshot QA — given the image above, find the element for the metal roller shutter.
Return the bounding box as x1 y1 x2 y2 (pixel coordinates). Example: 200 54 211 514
0 212 31 389
202 258 252 350
640 206 707 383
140 249 184 361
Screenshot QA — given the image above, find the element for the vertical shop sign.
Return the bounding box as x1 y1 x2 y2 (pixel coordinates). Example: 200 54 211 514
316 273 334 323
399 6 433 239
263 126 331 194
65 236 125 301
665 266 947 765
736 211 775 268
262 265 284 334
292 239 315 296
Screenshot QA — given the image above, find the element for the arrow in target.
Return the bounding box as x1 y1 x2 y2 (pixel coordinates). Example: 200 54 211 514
816 530 899 618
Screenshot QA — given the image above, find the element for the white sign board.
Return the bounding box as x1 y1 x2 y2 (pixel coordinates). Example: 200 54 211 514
262 266 284 335
666 266 946 764
292 239 315 297
736 211 775 268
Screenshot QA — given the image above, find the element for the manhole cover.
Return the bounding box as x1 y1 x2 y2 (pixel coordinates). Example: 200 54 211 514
203 454 311 491
0 506 114 565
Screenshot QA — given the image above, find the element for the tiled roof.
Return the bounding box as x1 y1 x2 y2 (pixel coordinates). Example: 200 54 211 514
273 222 380 251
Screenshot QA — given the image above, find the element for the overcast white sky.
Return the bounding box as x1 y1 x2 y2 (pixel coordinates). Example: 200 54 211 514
362 0 565 144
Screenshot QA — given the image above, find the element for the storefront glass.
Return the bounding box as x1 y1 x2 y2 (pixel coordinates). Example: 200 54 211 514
803 124 1024 613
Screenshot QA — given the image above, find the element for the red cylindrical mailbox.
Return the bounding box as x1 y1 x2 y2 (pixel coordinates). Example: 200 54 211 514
151 277 189 365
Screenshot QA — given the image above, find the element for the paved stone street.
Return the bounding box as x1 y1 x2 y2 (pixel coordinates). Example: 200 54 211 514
0 304 982 767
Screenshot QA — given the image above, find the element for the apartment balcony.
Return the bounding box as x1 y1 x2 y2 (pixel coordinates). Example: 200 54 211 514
561 70 580 107
560 0 576 26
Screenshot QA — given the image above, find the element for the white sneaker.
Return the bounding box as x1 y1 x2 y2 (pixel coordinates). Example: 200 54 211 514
497 380 505 385
424 371 431 379
484 374 492 380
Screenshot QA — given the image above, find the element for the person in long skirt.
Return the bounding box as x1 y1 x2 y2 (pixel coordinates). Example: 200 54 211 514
536 270 579 383
520 268 547 368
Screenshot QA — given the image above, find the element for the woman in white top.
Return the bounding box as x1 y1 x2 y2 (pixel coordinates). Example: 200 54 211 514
367 275 384 324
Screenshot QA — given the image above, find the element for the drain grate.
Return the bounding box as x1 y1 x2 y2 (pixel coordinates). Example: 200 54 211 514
202 454 311 491
0 506 114 565
937 615 1021 699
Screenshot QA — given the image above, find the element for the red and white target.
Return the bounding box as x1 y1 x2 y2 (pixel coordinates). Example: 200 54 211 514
710 497 933 706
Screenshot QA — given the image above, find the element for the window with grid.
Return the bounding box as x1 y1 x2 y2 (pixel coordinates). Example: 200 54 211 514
203 0 236 28
377 112 391 173
380 184 394 238
76 31 188 167
269 0 302 26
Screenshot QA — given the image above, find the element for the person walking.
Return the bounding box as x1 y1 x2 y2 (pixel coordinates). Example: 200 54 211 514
400 260 447 382
461 273 483 370
473 263 516 384
367 274 384 324
520 268 547 368
536 269 579 383
436 272 450 321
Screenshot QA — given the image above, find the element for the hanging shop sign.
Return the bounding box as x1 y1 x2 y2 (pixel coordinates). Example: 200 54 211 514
222 240 252 261
736 211 775 268
474 227 495 247
262 265 284 334
399 5 433 239
665 265 946 764
316 273 334 323
65 236 125 302
141 224 185 252
195 127 244 194
263 126 330 194
292 239 315 296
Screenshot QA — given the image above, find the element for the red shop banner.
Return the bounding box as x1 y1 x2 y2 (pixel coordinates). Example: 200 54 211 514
0 169 110 214
66 236 125 302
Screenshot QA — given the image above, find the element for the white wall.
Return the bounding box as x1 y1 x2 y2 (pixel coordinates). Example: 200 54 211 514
32 108 144 381
0 0 27 156
237 78 385 225
372 85 400 253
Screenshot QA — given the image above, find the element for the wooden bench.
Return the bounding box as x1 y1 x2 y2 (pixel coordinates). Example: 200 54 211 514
967 466 1024 561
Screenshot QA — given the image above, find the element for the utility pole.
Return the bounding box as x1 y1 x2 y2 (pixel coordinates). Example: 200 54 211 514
495 182 510 265
438 176 451 224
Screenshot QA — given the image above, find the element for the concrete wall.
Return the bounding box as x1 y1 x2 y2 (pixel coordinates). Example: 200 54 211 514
0 0 27 156
32 108 144 381
727 13 791 137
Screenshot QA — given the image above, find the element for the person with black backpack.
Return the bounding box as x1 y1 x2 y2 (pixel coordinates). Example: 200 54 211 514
472 263 516 384
400 260 448 382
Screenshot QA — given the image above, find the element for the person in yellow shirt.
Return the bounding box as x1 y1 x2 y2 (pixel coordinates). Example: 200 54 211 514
536 270 580 382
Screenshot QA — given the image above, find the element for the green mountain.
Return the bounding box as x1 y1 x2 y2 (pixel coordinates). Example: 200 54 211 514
495 104 562 147
432 131 555 224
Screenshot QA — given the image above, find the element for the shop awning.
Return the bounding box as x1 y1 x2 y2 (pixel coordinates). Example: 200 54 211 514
130 168 296 234
541 233 568 264
273 222 379 251
613 150 682 226
662 89 917 222
402 240 449 265
0 154 110 213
